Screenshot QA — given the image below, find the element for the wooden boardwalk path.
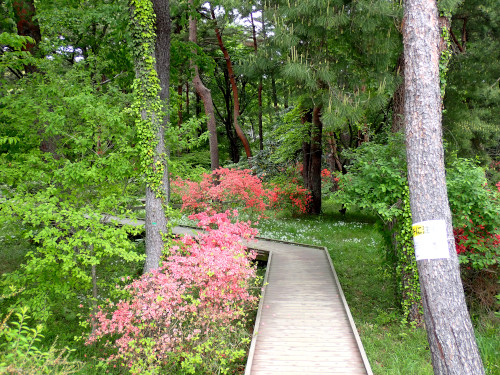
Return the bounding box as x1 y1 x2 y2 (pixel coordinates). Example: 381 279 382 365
243 238 373 375
103 217 372 374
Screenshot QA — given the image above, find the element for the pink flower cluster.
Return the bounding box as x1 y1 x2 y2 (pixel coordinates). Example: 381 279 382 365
172 168 270 215
171 168 312 217
86 211 258 372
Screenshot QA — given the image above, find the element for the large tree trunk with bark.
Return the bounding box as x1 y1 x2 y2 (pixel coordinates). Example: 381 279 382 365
210 4 252 159
403 1 484 373
300 108 322 215
188 2 219 170
13 0 41 73
143 0 171 273
301 110 312 189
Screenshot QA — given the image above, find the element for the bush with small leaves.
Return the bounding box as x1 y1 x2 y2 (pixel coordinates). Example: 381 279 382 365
86 210 259 374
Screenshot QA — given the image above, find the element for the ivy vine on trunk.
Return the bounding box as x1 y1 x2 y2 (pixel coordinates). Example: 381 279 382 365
129 0 171 273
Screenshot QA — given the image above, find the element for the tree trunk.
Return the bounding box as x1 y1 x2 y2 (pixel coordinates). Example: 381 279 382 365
309 106 322 215
143 0 171 273
188 2 219 170
271 75 278 110
13 0 41 73
185 82 190 117
403 1 484 373
210 4 252 159
392 53 405 133
326 132 343 173
301 110 312 188
177 84 183 126
250 11 264 151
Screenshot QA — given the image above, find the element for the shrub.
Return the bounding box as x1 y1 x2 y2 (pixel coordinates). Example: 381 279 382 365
266 179 312 215
0 307 83 374
447 157 500 271
86 210 258 374
172 168 311 218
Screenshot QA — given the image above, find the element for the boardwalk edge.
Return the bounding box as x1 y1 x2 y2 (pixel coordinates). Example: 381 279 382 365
323 246 374 375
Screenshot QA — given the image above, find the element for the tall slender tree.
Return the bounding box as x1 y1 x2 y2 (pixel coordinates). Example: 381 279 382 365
189 0 219 170
403 0 485 373
210 3 252 159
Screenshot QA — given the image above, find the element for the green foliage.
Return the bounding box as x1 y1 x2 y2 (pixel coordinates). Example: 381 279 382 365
268 0 401 132
446 156 500 270
334 135 408 222
0 30 143 324
0 189 143 321
443 0 500 161
0 32 37 73
439 25 452 98
35 0 134 89
0 306 83 374
333 135 421 323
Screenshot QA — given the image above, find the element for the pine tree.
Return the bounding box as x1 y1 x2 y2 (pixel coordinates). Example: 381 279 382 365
403 0 485 372
267 0 401 213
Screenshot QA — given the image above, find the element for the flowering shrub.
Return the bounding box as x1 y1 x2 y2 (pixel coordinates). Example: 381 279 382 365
172 168 270 216
453 223 499 270
267 180 312 215
172 168 311 218
447 157 500 271
86 211 258 374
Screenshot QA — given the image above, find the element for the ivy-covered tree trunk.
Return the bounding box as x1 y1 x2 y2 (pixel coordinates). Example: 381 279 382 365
403 0 484 373
188 0 219 170
130 0 171 274
142 0 172 273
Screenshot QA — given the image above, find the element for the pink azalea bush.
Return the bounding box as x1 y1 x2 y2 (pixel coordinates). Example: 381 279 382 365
86 210 258 374
171 167 311 217
172 168 270 215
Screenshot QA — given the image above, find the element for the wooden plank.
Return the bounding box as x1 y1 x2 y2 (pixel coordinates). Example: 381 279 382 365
244 237 373 375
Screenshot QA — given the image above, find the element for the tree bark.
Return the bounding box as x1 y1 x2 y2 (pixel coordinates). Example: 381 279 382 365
143 0 171 273
326 132 343 173
309 106 322 215
177 84 183 126
301 110 312 188
392 53 405 133
403 0 484 373
250 11 264 151
271 75 278 110
188 1 219 170
210 4 252 159
13 0 41 73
